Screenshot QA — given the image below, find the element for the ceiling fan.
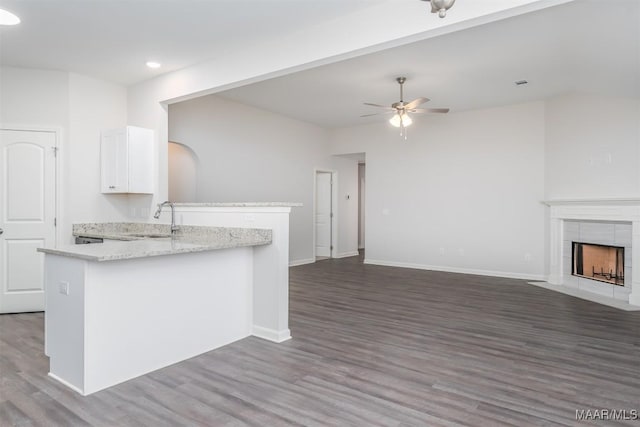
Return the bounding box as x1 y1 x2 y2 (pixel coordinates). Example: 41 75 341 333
361 77 450 138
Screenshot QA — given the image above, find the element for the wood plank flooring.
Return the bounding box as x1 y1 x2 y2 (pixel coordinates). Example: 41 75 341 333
1 253 639 426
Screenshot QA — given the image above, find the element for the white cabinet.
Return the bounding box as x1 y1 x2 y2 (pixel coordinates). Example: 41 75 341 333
101 126 154 194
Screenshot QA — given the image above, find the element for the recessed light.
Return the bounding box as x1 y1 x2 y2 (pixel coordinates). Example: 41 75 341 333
146 61 161 69
0 8 20 25
515 80 529 86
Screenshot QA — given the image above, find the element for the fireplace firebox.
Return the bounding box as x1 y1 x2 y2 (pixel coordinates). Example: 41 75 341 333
572 242 625 286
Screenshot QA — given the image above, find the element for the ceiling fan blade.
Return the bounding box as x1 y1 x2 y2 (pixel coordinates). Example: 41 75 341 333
409 108 450 114
403 97 430 110
360 111 394 117
363 102 394 110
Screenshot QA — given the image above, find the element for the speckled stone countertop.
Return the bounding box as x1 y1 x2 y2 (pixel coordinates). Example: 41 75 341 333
37 223 272 262
172 202 303 207
73 222 179 241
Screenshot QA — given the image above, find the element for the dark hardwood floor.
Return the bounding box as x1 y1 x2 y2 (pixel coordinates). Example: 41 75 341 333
1 253 639 426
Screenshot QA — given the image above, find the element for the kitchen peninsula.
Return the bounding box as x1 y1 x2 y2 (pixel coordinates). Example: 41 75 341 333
37 216 288 396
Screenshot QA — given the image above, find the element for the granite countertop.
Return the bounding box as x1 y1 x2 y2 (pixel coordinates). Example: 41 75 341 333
72 222 182 241
38 223 272 262
172 202 303 207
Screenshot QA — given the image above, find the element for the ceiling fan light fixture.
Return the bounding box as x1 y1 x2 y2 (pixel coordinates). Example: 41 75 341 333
421 0 456 18
0 8 20 25
389 112 412 128
401 113 413 127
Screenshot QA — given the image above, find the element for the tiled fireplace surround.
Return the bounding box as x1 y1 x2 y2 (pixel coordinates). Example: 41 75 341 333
547 199 640 307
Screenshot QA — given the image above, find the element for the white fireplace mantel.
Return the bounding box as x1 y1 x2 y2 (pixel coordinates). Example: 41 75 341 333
544 197 640 206
544 199 640 307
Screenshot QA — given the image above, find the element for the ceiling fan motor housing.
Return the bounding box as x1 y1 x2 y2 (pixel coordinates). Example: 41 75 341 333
422 0 456 18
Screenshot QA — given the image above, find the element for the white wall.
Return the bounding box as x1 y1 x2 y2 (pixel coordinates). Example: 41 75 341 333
168 94 339 263
0 67 69 127
0 66 129 244
330 101 547 279
168 142 198 202
545 93 640 199
126 80 168 220
66 73 129 241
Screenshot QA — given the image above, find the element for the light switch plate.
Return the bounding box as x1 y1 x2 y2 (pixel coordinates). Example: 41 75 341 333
59 281 70 295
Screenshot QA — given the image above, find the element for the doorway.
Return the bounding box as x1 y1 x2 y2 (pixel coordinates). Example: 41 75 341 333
358 163 366 251
314 170 335 260
0 129 57 313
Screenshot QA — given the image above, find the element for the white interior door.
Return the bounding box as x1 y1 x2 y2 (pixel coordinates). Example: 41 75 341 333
358 163 366 250
315 172 332 258
0 129 57 313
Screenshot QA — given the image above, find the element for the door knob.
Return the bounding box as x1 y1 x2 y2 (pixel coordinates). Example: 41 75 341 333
0 228 3 235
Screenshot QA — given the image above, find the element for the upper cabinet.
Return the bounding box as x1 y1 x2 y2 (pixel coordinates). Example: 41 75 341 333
101 126 154 194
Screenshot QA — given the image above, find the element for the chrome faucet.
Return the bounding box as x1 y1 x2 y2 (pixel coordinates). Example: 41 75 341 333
153 201 179 234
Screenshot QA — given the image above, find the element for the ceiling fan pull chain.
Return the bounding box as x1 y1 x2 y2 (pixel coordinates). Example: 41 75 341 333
399 123 408 140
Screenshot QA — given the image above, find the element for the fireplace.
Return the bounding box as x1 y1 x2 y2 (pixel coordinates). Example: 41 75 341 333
572 242 624 286
545 199 640 307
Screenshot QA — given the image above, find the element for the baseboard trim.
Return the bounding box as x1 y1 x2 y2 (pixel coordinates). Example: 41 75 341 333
363 258 545 281
48 372 85 396
289 258 315 267
252 326 292 343
335 251 360 259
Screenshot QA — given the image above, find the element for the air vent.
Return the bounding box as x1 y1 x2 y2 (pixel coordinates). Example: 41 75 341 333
515 80 529 86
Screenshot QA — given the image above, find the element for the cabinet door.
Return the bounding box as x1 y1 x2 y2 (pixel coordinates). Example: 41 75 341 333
101 129 128 193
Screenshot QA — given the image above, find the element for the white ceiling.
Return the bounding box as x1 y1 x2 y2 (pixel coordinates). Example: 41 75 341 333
1 0 637 128
216 0 640 128
0 0 388 85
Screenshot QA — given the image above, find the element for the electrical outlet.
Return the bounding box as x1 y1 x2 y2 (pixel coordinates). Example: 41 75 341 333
59 281 70 295
439 247 445 255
